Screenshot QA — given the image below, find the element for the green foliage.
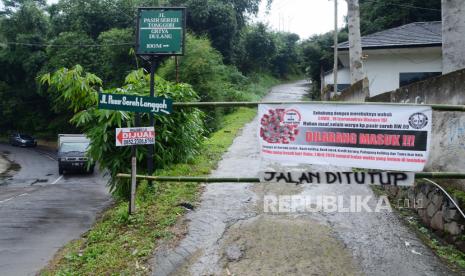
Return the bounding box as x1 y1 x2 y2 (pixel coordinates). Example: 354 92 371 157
239 23 277 73
300 0 440 95
48 0 133 39
168 0 267 62
159 34 226 102
359 0 441 35
44 32 99 73
445 188 465 209
40 66 205 198
158 34 247 131
271 32 302 78
300 31 348 99
97 28 136 86
1 0 46 16
39 107 257 275
1 0 302 137
0 0 52 132
158 34 283 131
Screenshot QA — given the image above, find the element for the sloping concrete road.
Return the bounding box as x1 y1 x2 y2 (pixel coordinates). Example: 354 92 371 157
151 80 454 276
0 144 111 276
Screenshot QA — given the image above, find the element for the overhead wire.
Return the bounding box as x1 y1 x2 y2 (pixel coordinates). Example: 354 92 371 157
2 41 134 47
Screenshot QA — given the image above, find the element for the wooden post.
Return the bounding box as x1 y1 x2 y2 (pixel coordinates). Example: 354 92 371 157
333 0 338 99
129 113 141 215
129 146 136 215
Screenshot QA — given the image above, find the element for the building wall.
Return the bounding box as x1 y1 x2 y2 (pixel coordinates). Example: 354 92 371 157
323 67 351 87
324 47 443 97
363 47 442 96
368 68 465 190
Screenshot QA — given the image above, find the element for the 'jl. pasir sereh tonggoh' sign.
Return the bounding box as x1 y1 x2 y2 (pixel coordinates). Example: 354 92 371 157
258 103 432 172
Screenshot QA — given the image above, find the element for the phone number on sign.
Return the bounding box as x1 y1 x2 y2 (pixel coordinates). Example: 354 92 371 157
122 138 155 145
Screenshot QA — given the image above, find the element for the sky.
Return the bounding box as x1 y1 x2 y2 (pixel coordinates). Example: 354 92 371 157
254 0 348 39
42 0 346 40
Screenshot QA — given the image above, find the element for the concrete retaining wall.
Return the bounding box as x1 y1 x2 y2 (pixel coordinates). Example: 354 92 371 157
333 78 369 102
338 68 465 238
366 68 465 180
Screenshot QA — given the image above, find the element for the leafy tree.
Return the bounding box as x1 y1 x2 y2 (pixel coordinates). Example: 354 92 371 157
239 23 277 73
0 0 51 132
1 0 46 15
271 32 301 78
44 32 99 73
97 28 137 87
300 31 348 99
359 0 441 35
48 0 134 39
40 65 205 197
158 34 236 131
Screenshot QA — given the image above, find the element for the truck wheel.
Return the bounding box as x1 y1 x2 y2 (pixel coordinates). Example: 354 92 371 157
88 166 94 174
59 167 64 175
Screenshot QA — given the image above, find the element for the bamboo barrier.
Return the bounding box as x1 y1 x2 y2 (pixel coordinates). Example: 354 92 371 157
172 101 465 112
116 172 465 183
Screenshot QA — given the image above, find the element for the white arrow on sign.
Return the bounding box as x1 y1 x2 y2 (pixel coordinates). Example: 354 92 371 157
116 127 155 147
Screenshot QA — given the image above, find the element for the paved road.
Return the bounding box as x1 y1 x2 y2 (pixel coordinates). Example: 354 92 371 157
151 80 454 276
0 144 111 276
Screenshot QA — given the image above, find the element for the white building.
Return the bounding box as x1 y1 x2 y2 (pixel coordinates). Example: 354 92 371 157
324 22 442 97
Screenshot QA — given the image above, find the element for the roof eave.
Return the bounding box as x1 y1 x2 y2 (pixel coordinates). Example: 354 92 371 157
337 43 442 51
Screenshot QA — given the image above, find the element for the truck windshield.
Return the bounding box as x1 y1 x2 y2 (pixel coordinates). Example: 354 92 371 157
60 142 89 153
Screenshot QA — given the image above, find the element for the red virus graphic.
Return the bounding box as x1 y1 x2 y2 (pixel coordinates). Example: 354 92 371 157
260 109 299 144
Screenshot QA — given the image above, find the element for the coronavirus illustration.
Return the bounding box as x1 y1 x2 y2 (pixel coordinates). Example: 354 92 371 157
260 109 299 144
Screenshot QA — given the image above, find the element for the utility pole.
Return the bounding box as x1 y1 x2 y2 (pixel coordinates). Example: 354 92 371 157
347 0 364 84
442 0 465 74
332 0 338 99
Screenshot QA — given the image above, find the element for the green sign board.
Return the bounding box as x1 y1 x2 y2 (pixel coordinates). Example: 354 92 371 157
98 93 173 114
136 7 185 56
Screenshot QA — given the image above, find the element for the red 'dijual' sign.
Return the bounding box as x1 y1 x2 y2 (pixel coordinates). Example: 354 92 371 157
116 127 155 147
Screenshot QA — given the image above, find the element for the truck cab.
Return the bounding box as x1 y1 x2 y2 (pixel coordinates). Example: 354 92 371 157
57 134 94 175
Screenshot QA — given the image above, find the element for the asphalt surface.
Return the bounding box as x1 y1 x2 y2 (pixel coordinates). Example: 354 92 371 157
151 80 454 276
0 144 111 276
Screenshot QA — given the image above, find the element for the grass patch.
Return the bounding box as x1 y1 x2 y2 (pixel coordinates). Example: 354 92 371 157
40 107 257 275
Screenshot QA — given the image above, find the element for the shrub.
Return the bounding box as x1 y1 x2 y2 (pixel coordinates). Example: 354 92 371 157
40 66 205 198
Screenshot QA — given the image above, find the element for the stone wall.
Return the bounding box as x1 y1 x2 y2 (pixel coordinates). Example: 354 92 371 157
386 185 465 243
413 184 464 236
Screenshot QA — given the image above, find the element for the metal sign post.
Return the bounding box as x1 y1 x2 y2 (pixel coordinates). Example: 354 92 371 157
148 57 157 183
136 7 186 187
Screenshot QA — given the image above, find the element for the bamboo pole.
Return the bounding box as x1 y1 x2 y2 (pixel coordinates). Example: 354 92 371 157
116 172 465 182
172 101 465 112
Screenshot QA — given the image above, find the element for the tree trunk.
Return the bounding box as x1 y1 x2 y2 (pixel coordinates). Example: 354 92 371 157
347 0 365 84
442 0 465 74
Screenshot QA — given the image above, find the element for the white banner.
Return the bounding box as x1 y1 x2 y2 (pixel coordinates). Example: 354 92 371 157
116 127 155 147
258 104 432 172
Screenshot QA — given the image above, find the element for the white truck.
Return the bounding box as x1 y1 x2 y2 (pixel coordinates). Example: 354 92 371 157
57 134 94 175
